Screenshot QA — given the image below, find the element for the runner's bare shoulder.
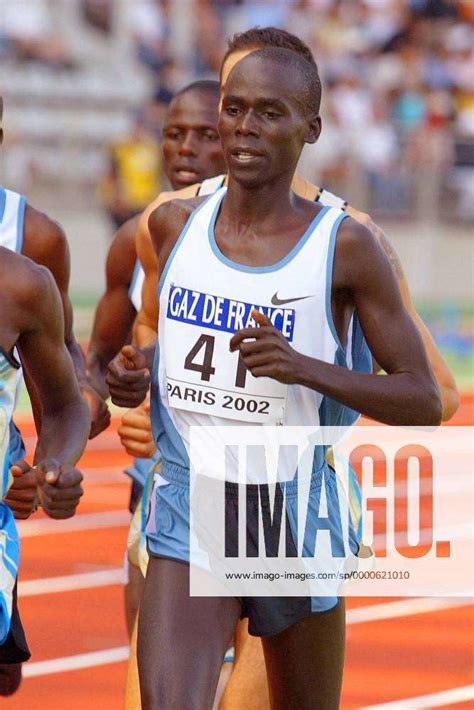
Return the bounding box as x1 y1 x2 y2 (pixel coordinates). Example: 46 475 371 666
148 195 208 265
0 246 58 333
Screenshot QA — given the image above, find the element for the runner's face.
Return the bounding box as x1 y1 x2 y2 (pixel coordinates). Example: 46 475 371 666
162 90 226 189
218 56 313 188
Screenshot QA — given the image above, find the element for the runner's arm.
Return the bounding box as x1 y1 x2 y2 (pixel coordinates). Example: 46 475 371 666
87 217 139 397
345 204 459 421
133 185 201 347
133 199 162 347
17 265 90 465
107 198 199 406
22 205 110 436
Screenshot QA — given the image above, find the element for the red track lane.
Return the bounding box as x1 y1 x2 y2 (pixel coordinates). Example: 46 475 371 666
18 527 128 580
19 586 128 661
344 606 474 707
3 395 473 709
5 664 127 710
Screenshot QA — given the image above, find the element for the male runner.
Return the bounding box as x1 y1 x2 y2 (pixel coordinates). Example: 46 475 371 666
113 27 458 709
0 96 95 695
86 81 227 641
121 30 457 419
87 81 226 399
0 98 109 454
109 48 441 709
0 247 89 692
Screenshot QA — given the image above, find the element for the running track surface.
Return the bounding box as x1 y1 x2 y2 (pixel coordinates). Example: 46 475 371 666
4 394 473 709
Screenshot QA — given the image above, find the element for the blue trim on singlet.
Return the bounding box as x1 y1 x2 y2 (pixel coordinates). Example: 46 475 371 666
351 314 372 376
2 445 10 498
125 452 160 487
128 258 142 308
0 349 24 468
8 422 26 465
317 349 346 429
318 324 371 430
319 209 373 428
150 343 189 472
0 549 18 583
0 502 20 644
0 187 6 223
0 347 20 369
158 194 217 298
321 210 372 428
208 190 331 274
318 350 364 542
141 463 155 535
223 647 234 663
0 506 17 580
349 464 363 541
325 212 349 354
16 195 26 253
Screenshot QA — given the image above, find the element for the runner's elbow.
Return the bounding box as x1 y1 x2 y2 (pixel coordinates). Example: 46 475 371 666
421 383 443 426
440 385 460 422
404 374 442 426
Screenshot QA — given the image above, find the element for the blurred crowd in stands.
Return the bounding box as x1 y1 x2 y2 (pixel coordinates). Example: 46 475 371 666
0 0 473 222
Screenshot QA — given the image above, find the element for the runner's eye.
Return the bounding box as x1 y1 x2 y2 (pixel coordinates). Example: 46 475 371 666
203 130 219 141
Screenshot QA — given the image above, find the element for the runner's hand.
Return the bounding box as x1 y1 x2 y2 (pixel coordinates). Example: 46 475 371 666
230 310 304 385
118 401 157 458
106 345 150 408
4 459 38 520
35 460 83 519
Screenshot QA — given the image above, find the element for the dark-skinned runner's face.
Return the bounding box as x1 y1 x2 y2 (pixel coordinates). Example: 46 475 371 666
218 55 321 190
163 89 226 189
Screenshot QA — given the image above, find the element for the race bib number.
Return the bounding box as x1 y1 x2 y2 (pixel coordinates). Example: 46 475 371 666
163 286 293 423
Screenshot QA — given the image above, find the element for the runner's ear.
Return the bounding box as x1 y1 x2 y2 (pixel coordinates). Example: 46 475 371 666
305 114 321 145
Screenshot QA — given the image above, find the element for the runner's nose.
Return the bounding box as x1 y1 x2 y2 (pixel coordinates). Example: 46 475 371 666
236 109 259 138
179 130 199 156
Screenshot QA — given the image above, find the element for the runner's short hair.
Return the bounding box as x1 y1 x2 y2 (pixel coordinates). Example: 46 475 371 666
174 80 220 101
224 27 315 66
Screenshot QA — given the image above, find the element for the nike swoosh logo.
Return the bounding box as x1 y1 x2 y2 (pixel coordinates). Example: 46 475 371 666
270 292 315 306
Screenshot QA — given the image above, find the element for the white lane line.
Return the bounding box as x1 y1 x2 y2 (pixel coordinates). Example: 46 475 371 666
19 603 474 680
17 509 472 547
17 596 473 679
22 646 130 678
19 569 125 596
17 509 130 538
360 684 474 709
346 596 472 624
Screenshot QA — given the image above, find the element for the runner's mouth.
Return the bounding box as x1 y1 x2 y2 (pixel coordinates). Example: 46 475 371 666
230 148 264 166
174 167 200 182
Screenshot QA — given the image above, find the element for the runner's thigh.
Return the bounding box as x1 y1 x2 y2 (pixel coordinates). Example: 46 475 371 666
138 556 241 710
262 599 345 710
